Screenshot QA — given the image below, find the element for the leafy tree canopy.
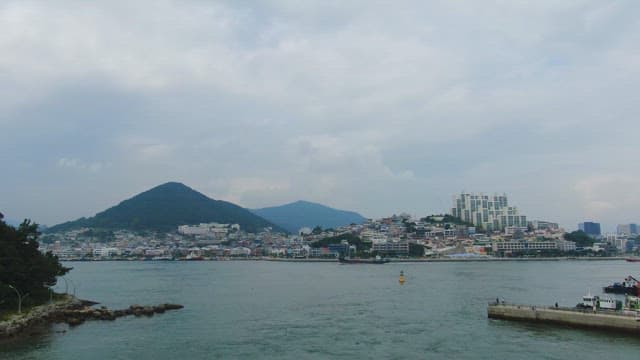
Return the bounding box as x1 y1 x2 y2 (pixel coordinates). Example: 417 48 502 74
311 233 370 250
563 230 595 247
0 214 71 310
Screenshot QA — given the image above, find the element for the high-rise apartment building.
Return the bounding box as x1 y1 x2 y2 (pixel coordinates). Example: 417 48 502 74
578 222 601 237
451 192 527 232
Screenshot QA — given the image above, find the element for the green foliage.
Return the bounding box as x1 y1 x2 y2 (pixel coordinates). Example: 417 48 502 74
403 220 417 233
409 243 424 257
79 228 115 242
311 226 323 235
563 230 595 247
311 233 370 251
0 216 71 310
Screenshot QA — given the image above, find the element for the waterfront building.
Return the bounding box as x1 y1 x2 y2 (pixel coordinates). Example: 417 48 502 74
556 240 577 252
579 222 601 237
93 247 121 257
451 193 527 232
605 234 627 252
617 224 638 236
371 241 409 255
492 239 575 254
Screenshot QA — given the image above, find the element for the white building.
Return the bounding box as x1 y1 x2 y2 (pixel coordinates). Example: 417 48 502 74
530 220 559 231
93 247 120 257
451 193 527 232
371 241 409 255
178 223 237 237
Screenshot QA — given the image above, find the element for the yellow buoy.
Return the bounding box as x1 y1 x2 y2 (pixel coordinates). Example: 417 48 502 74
399 270 405 285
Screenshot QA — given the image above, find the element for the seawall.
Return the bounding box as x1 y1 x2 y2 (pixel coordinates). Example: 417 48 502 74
488 303 640 334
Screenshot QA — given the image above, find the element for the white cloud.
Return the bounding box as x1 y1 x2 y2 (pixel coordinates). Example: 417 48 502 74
574 174 640 225
1 1 640 226
57 158 109 173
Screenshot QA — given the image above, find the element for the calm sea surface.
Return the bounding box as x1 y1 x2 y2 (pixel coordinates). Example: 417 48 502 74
2 260 640 359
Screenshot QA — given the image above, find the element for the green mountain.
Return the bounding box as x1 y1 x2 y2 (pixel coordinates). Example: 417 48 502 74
252 200 367 234
47 182 284 233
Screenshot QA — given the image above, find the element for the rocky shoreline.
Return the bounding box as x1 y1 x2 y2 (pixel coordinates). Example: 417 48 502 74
0 295 184 339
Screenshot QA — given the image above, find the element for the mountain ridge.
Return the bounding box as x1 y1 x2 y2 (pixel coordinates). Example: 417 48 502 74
252 200 367 233
47 182 285 233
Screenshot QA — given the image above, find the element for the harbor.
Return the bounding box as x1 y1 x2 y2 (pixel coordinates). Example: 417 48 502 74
488 302 640 334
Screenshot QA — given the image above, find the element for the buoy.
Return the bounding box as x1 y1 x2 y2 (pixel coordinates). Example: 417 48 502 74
399 270 405 285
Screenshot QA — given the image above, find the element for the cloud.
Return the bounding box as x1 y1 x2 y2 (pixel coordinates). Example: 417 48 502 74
574 174 640 223
1 1 639 229
57 158 109 173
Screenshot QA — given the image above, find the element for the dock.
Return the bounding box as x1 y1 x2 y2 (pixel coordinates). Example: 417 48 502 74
488 303 640 334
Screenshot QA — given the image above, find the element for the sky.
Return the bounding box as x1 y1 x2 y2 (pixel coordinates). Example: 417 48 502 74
1 1 639 232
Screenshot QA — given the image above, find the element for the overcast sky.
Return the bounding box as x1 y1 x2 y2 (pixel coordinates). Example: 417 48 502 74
1 1 639 231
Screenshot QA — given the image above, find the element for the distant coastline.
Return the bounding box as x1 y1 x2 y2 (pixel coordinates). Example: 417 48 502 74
58 256 626 263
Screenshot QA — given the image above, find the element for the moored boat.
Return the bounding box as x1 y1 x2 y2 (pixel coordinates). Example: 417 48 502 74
603 276 639 295
338 255 389 264
185 252 205 261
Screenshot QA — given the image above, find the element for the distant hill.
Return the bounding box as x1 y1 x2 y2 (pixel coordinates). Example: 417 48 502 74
252 200 367 233
47 182 285 233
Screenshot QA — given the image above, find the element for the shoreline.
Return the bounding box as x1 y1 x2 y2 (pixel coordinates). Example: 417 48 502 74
0 295 184 341
59 256 626 263
0 295 84 340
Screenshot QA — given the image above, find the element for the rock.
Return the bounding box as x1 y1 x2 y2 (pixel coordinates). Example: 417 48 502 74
1 297 184 340
142 307 155 316
163 304 184 310
66 317 84 327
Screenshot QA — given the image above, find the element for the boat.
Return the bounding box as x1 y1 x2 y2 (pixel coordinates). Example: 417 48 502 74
603 276 639 295
185 252 205 261
625 257 640 262
576 290 621 310
338 255 389 264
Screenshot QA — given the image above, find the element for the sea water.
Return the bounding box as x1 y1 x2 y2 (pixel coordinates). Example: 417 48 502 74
2 260 639 359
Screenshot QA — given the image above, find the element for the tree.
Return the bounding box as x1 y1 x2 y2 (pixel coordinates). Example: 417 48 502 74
311 226 323 235
0 215 71 311
311 233 371 255
563 230 594 248
409 243 424 257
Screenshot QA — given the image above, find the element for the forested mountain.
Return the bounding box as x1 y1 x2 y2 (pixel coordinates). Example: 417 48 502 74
47 182 284 233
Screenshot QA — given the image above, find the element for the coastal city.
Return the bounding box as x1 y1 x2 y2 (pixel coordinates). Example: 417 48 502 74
39 192 640 261
4 1 640 357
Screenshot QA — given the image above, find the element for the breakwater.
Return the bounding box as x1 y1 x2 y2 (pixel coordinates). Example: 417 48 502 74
488 303 640 334
0 295 183 339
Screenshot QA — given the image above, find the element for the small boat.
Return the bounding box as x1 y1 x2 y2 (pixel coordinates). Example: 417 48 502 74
626 257 640 262
338 255 389 264
185 252 205 261
576 290 621 310
603 276 639 295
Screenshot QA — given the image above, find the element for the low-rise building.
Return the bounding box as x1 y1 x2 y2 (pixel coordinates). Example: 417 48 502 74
371 241 409 256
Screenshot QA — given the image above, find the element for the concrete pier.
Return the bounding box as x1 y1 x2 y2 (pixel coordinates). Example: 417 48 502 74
488 303 640 334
